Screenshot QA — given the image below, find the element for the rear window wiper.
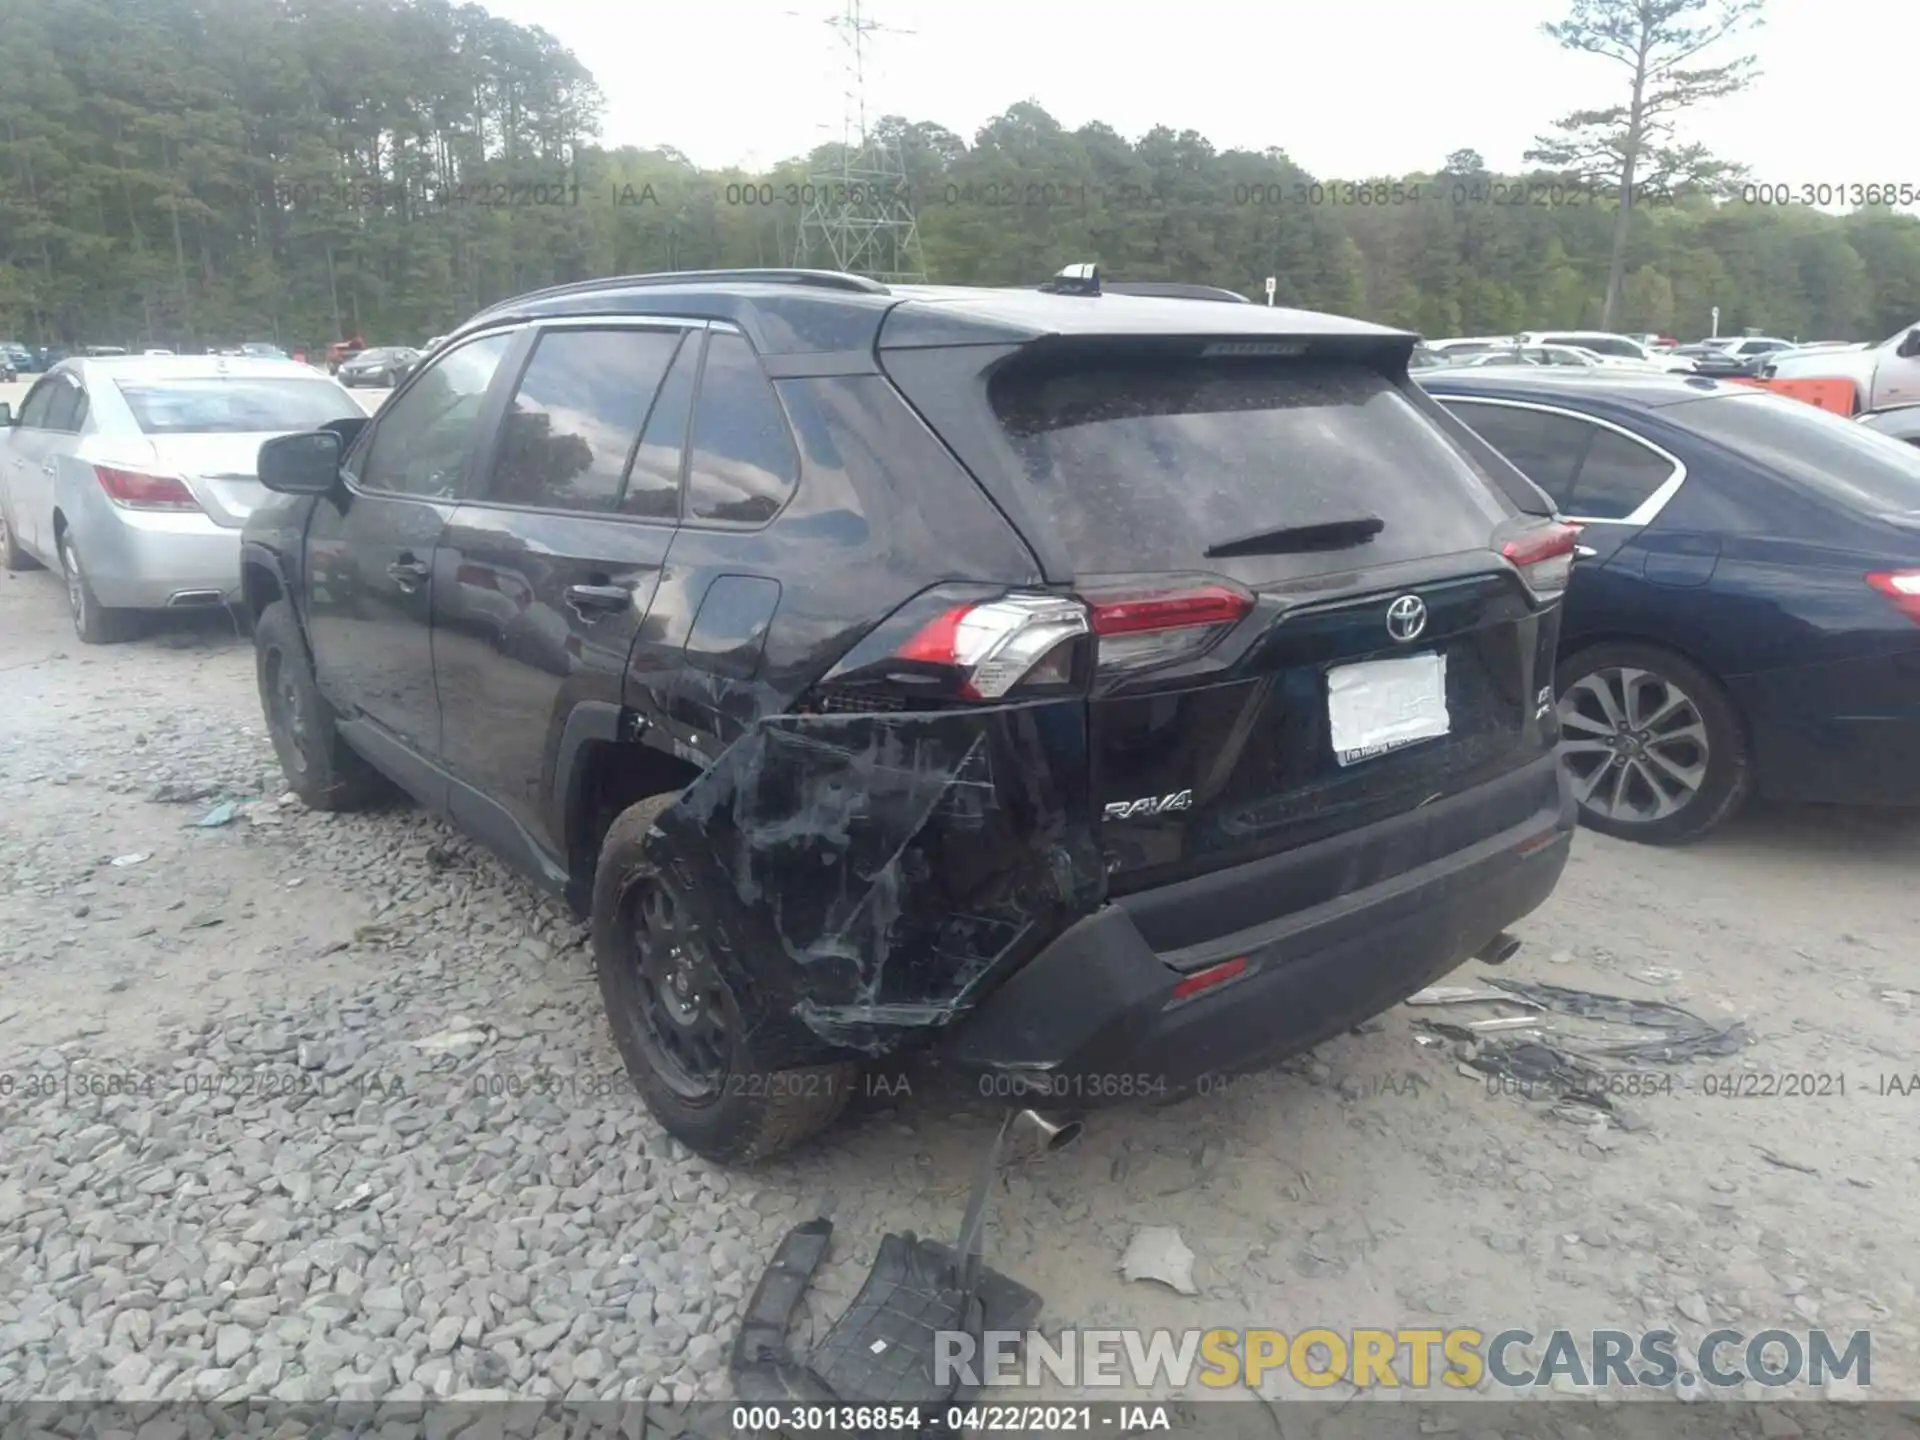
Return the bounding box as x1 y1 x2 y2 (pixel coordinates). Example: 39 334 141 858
1205 515 1385 558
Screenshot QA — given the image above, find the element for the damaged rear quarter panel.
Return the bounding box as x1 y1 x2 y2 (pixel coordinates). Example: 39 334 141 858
647 699 1106 1058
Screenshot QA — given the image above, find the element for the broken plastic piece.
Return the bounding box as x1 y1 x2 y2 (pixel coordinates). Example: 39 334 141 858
1484 977 1746 1060
193 801 238 827
1406 985 1543 1008
1120 1226 1198 1295
731 1110 1045 1412
109 852 149 867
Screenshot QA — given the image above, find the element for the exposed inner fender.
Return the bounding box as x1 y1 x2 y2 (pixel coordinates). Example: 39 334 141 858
645 699 1106 1058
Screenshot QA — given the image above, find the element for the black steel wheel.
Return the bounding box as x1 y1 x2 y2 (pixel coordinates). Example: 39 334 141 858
593 794 858 1164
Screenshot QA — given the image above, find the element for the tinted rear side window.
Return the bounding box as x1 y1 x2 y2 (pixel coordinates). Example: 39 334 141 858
686 333 800 527
990 358 1509 577
1678 391 1920 515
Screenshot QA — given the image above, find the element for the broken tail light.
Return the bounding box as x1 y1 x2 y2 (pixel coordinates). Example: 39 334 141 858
1501 522 1579 599
1867 570 1920 623
94 465 201 511
893 593 1091 700
835 577 1254 709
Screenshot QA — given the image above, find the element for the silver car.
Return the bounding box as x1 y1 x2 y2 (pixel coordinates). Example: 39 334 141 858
0 356 362 642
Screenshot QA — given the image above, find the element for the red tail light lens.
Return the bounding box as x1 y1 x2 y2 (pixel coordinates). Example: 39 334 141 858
94 466 200 511
1867 570 1920 623
1501 522 1579 598
1087 584 1251 636
892 593 1090 700
1080 578 1254 675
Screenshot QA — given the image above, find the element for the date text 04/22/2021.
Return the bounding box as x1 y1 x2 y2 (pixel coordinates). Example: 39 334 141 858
728 1405 1171 1432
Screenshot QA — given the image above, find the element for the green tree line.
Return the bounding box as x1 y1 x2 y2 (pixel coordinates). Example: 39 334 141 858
3 0 1916 351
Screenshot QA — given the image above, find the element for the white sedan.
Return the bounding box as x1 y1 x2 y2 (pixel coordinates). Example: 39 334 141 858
0 355 363 642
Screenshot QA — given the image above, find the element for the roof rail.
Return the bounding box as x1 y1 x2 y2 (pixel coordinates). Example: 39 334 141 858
475 268 891 316
1103 282 1252 304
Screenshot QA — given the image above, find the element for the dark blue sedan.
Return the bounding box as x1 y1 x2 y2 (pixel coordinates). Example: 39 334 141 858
1420 369 1920 843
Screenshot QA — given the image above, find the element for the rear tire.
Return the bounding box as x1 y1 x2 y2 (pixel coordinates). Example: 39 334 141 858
1555 641 1750 844
58 533 140 643
254 599 391 811
592 793 858 1165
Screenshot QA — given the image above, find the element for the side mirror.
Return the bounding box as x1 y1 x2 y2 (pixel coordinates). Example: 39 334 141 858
258 430 343 495
1900 329 1920 359
0 403 12 427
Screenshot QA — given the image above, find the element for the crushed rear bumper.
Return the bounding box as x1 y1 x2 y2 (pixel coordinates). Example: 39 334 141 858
944 753 1575 1100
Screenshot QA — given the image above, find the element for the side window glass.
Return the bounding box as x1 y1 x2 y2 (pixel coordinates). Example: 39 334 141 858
622 332 701 520
685 333 800 526
1567 428 1676 520
482 328 683 512
42 382 82 433
354 332 513 499
1442 403 1590 510
17 381 57 429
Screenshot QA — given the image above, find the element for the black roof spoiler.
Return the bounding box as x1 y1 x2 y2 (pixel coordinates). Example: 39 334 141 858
1034 265 1250 303
1103 282 1251 304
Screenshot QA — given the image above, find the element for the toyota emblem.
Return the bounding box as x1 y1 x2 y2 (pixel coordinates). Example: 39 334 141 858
1385 594 1428 643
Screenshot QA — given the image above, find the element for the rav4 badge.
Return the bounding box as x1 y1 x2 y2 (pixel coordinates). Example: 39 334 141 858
1104 789 1194 821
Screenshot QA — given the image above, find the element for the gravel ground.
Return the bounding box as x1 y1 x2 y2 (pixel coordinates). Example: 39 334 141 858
3 377 1919 1424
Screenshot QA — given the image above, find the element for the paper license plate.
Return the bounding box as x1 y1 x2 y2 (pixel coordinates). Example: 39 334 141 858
1327 652 1451 766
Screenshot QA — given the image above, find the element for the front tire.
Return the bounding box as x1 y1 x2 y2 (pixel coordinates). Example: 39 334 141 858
1555 641 1750 844
254 599 391 811
0 505 39 571
58 533 139 643
592 794 857 1165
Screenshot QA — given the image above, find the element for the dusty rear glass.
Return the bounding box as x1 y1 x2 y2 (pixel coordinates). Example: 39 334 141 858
117 378 361 435
990 356 1510 577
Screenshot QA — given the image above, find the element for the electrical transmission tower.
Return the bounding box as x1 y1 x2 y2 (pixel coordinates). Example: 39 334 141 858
791 0 927 283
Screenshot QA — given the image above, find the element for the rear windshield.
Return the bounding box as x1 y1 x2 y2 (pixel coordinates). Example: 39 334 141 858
990 357 1509 577
117 379 359 435
1678 390 1920 514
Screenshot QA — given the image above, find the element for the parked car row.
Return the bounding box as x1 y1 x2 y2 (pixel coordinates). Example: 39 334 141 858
1427 332 1698 374
6 265 1917 1167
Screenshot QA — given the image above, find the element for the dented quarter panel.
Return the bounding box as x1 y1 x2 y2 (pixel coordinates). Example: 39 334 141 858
647 701 1106 1056
625 370 1040 756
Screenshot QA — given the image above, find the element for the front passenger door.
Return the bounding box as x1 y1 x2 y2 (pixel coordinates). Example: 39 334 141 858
303 329 519 796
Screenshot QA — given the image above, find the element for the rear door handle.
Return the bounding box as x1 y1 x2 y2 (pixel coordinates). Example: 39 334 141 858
387 557 430 590
41 464 57 476
565 582 632 615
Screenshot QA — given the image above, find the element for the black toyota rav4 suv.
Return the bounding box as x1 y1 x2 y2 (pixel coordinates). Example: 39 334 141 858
243 266 1577 1164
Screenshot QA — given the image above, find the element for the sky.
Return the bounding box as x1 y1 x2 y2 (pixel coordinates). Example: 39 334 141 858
474 0 1896 195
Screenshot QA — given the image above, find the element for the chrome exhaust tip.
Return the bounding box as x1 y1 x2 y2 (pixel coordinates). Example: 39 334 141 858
1477 931 1522 966
1008 1107 1083 1157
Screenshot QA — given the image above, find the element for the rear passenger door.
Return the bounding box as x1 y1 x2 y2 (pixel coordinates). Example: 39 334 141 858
626 326 804 755
432 318 700 880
